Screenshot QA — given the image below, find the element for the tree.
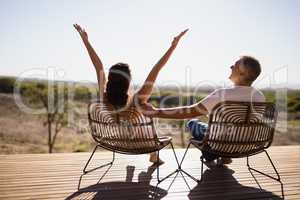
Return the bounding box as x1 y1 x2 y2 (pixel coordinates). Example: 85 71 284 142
21 82 68 153
0 77 15 93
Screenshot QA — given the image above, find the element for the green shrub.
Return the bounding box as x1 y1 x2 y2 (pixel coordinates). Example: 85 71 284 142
74 86 92 101
0 77 16 93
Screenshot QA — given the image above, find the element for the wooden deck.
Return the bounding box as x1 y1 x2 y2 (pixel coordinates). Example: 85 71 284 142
0 146 299 200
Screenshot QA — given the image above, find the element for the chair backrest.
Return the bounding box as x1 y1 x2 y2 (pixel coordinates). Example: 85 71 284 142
204 101 277 157
88 101 160 154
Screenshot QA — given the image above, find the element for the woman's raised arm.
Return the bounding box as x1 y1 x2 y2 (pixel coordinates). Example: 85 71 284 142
136 29 188 103
74 24 106 98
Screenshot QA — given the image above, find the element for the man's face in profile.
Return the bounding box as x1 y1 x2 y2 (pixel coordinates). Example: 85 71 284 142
229 59 242 83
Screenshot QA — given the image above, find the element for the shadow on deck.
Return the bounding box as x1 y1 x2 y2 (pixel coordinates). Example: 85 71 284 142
68 165 283 200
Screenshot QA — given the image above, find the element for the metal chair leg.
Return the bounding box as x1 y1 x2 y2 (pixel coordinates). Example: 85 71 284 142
200 156 204 181
179 141 191 169
83 145 97 173
178 141 202 183
247 150 284 198
247 150 280 181
83 145 115 174
170 142 181 168
78 145 115 190
156 150 160 181
156 142 179 183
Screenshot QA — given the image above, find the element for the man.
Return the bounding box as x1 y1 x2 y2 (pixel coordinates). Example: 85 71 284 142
141 56 265 167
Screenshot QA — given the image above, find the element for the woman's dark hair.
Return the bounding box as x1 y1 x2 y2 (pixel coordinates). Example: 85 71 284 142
106 63 131 108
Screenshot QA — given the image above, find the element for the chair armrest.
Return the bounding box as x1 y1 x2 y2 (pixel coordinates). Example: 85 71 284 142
158 136 172 145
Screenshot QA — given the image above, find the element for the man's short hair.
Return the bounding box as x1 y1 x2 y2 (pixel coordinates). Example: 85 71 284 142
239 56 261 84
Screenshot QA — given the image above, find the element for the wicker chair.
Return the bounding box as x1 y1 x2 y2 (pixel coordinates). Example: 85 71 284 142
179 101 281 184
79 101 180 188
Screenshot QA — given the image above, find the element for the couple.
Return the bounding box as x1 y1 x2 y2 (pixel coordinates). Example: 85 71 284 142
74 24 265 168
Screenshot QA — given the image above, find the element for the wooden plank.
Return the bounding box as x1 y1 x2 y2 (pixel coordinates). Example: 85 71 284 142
0 146 299 199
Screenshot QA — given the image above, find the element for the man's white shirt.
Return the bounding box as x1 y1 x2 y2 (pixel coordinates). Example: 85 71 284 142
200 85 266 113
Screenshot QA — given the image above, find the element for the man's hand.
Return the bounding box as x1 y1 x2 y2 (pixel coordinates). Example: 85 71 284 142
171 29 189 47
74 23 88 42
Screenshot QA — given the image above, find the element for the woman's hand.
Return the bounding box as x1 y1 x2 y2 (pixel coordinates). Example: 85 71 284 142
171 29 189 47
73 23 88 42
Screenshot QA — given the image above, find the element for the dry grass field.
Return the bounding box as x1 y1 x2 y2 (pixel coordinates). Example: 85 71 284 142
0 93 300 154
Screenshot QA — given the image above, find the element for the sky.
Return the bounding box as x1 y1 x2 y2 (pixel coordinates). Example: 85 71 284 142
0 0 299 89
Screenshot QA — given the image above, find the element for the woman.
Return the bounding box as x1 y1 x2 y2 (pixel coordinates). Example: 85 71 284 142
74 24 187 164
